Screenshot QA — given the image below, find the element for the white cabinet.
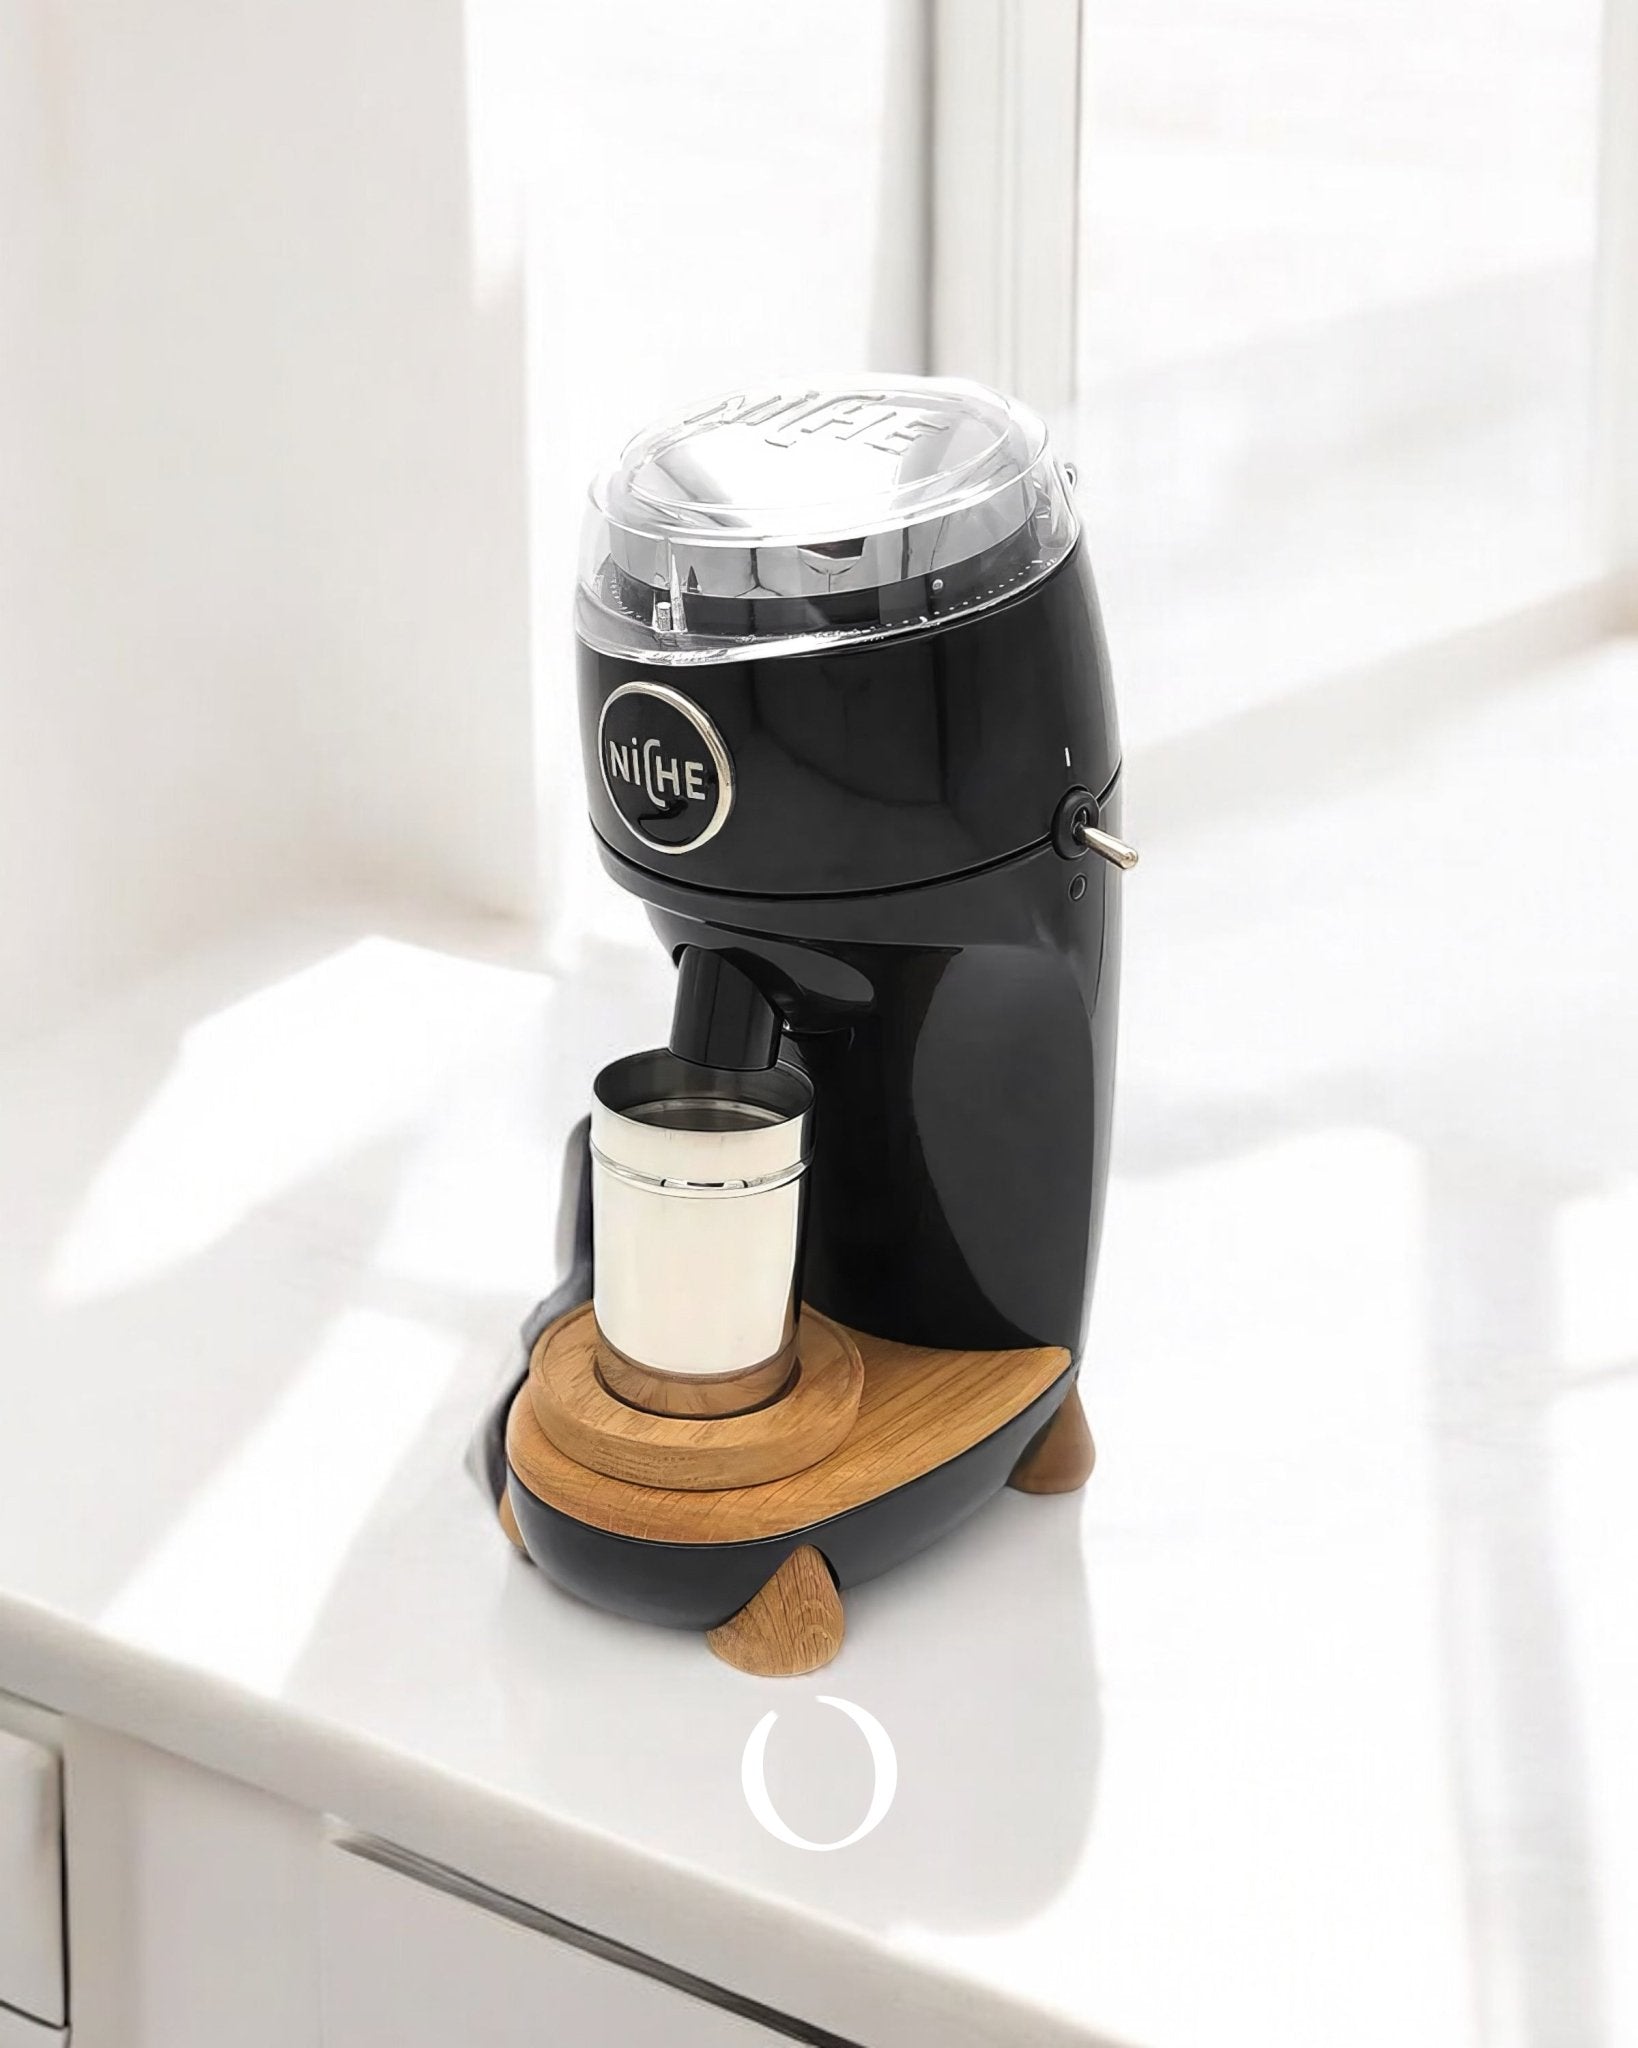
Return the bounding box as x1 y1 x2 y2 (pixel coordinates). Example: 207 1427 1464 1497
319 1841 798 2048
62 1722 322 2048
21 1717 824 2048
0 2016 68 2048
0 1698 66 2043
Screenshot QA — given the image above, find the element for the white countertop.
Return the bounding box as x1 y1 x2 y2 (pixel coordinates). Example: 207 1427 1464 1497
2 638 1636 2048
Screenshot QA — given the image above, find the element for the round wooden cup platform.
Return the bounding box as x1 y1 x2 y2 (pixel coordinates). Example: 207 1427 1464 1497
528 1302 865 1492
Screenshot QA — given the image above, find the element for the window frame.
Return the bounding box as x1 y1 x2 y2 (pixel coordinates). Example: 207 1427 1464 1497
931 0 1638 635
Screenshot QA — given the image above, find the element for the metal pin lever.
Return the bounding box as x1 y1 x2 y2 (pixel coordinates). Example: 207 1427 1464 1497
1074 819 1140 870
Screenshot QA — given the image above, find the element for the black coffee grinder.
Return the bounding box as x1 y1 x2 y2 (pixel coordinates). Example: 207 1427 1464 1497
503 378 1135 1676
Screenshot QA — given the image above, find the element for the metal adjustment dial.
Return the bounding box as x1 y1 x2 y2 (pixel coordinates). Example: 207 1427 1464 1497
1050 787 1139 870
1074 819 1139 870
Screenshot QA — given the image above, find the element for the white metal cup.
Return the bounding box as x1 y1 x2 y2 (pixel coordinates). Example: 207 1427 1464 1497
589 1049 813 1417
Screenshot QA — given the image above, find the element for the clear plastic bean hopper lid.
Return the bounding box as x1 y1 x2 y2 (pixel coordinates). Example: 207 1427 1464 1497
576 376 1079 664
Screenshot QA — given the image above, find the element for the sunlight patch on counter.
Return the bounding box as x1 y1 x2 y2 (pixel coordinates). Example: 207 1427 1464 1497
47 938 516 1303
100 1308 463 1693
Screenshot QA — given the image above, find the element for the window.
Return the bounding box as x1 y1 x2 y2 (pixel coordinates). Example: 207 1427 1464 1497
1072 0 1610 746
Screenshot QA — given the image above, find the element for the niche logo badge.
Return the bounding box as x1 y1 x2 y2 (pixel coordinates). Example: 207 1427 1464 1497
598 681 734 855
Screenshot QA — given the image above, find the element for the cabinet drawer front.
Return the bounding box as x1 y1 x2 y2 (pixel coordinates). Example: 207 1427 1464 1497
319 1840 840 2048
0 2011 69 2048
0 1720 65 2028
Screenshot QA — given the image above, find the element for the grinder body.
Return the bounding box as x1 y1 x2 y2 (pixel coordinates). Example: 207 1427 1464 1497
577 541 1122 1363
508 378 1129 1630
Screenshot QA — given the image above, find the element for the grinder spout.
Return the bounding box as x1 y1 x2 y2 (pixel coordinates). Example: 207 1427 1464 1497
669 946 782 1072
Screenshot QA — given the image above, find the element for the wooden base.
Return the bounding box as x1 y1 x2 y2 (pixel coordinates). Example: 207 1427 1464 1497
1007 1385 1095 1494
528 1303 864 1492
502 1311 1085 1667
507 1319 1071 1544
705 1546 845 1677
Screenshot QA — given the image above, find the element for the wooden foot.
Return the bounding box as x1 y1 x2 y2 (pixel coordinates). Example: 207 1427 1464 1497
498 1487 529 1554
705 1546 844 1677
1007 1385 1095 1494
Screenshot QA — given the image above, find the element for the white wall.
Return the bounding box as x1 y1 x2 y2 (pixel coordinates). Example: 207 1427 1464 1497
0 4 92 1039
0 0 536 1043
0 0 928 1042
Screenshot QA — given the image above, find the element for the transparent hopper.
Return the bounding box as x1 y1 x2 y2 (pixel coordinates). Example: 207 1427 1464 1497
576 376 1079 665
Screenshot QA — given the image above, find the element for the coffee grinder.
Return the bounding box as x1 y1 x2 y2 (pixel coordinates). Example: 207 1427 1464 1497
502 378 1135 1676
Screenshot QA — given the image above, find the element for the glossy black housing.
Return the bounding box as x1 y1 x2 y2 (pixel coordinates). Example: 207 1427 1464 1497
579 546 1119 897
576 545 1122 1360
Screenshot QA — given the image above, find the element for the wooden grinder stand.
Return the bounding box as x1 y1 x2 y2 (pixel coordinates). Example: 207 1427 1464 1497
503 1303 1094 1678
